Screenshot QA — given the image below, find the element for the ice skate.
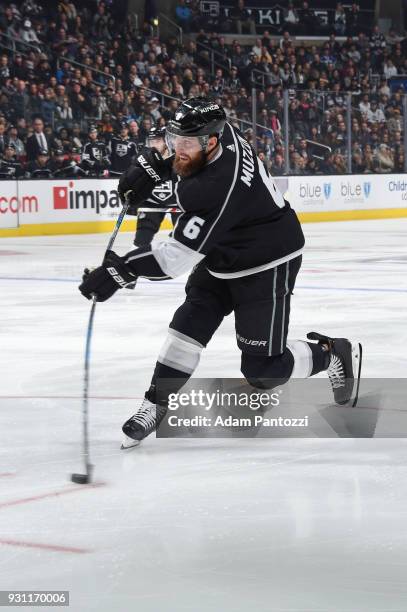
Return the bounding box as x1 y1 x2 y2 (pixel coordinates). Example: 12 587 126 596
121 398 167 448
307 332 362 407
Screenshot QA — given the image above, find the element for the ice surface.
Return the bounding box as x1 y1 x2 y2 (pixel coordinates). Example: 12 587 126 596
1 219 407 612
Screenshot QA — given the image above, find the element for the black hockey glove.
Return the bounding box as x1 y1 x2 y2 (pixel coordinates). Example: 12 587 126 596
79 250 136 302
118 148 173 208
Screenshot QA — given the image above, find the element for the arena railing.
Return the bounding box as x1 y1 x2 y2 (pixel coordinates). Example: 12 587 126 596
278 89 407 175
0 31 41 56
158 13 183 45
55 57 116 89
195 40 232 74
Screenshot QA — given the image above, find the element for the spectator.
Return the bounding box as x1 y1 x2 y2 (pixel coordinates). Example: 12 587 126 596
175 0 192 33
373 144 394 173
0 6 20 38
92 4 111 40
0 122 8 155
271 153 285 175
347 3 361 36
359 94 371 117
387 108 402 134
55 96 73 128
19 19 41 45
383 60 398 80
370 24 386 54
7 126 25 158
394 151 405 172
283 3 299 34
299 2 316 36
41 88 57 126
334 3 346 36
71 123 83 150
69 81 92 119
367 101 386 125
230 0 256 36
26 118 52 161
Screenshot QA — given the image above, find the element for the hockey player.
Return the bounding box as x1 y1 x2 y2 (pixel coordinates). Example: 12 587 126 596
108 122 138 177
26 148 53 178
50 148 77 178
131 126 178 247
79 97 362 448
0 143 23 179
80 125 110 176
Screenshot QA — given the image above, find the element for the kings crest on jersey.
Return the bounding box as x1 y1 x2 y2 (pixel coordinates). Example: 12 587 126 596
147 177 177 205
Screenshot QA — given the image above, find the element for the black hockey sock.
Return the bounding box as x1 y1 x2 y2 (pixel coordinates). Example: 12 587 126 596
308 342 330 376
145 361 191 405
134 227 156 247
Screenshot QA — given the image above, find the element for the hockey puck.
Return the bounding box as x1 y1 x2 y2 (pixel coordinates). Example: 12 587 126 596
71 473 90 485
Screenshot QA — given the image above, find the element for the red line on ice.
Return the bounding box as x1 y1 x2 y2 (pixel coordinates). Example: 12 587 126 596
0 482 105 510
0 539 91 554
0 473 15 478
0 395 143 400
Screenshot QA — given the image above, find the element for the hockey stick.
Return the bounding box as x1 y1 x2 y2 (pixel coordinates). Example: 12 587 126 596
71 193 132 485
137 207 181 214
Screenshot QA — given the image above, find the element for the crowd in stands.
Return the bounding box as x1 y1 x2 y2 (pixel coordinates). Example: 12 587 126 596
0 0 406 179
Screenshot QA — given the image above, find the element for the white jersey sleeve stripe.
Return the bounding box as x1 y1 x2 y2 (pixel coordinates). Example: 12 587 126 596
196 123 240 253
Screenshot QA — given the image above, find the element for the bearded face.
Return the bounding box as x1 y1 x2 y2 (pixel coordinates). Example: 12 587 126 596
173 148 207 178
169 134 217 178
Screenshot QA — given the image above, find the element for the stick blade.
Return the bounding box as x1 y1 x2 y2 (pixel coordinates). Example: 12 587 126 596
71 473 91 485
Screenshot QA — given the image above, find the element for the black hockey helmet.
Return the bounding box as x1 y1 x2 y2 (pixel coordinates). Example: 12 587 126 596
166 97 226 153
146 125 166 146
147 125 166 140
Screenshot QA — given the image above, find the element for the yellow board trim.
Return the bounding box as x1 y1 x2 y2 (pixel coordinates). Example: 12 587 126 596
298 208 407 223
1 208 407 238
0 218 172 238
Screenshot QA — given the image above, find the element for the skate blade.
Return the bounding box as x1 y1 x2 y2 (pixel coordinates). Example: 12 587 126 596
121 434 141 450
351 342 363 407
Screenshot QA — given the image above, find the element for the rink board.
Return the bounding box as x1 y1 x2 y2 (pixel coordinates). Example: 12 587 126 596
1 175 407 237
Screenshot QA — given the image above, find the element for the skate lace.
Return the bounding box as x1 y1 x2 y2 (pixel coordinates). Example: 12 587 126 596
327 354 345 389
130 401 156 430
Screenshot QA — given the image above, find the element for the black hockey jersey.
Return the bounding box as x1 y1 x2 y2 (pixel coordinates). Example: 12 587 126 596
26 161 53 179
124 123 304 280
0 158 23 179
81 140 110 175
109 137 138 174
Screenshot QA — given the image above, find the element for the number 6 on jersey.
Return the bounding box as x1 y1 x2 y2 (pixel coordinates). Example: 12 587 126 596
182 216 205 239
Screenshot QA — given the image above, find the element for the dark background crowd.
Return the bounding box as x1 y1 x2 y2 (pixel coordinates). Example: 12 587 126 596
0 0 406 179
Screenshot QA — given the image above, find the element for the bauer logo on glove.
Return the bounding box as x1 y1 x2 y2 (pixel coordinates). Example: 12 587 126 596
137 153 162 184
79 251 137 302
106 266 129 288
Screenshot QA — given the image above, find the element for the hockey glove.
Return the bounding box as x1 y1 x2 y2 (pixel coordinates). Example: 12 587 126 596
118 148 173 208
79 250 136 302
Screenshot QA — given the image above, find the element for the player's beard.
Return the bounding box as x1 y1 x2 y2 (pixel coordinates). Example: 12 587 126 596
174 150 206 178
